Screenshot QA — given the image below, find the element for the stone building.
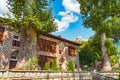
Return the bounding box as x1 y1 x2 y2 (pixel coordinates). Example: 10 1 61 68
0 26 80 71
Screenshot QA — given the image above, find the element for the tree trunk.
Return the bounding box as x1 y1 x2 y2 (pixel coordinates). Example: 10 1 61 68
100 33 112 71
16 28 37 69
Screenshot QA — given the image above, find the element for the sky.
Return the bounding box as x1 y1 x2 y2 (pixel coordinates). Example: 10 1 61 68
51 0 95 40
0 0 95 40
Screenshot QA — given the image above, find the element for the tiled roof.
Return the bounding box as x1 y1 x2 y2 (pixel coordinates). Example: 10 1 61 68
43 34 81 46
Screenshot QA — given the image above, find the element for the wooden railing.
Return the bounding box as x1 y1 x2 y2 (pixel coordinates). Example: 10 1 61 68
0 70 119 80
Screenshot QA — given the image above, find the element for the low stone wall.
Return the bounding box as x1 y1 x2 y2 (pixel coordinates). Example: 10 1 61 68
0 70 119 80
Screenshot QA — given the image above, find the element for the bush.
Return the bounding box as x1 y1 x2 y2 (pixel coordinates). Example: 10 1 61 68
67 59 75 72
110 55 118 67
44 61 50 70
26 56 38 70
52 58 58 70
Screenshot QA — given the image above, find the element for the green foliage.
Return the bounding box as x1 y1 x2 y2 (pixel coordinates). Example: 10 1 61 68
79 35 101 66
78 0 119 54
106 16 120 42
79 34 117 67
105 38 117 56
52 58 58 70
0 0 57 34
26 56 38 70
67 60 75 72
110 55 118 67
78 0 120 71
78 0 120 33
44 61 50 70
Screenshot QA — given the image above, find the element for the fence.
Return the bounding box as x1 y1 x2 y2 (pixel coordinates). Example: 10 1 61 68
0 70 119 80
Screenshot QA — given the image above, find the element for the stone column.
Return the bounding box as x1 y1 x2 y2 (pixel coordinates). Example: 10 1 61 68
0 31 13 70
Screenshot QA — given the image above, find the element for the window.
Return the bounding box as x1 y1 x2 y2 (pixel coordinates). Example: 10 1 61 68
10 56 17 69
14 35 19 39
38 38 56 53
10 56 17 61
0 27 5 32
12 40 20 47
68 46 76 56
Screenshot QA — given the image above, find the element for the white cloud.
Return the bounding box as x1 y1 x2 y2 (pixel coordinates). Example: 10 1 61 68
55 11 79 32
58 11 70 16
61 13 78 23
62 0 80 13
55 0 80 32
0 0 9 17
54 19 69 32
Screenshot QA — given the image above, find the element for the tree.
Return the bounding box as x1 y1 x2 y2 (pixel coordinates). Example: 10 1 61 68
44 61 50 70
67 59 75 72
79 35 101 67
79 34 117 69
74 36 87 44
0 0 57 69
52 58 58 70
78 0 120 71
107 16 120 42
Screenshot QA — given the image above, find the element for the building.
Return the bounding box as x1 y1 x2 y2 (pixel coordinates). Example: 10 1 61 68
0 26 80 71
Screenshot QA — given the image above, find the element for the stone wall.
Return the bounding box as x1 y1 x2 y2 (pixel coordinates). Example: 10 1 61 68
0 70 119 80
0 30 13 69
0 70 92 80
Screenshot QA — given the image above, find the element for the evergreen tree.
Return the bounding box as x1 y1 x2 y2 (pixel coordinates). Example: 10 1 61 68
67 60 75 72
52 58 58 70
44 61 50 70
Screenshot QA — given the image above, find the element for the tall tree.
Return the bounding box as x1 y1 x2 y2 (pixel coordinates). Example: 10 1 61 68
0 0 57 69
79 35 101 67
79 34 117 68
78 0 120 71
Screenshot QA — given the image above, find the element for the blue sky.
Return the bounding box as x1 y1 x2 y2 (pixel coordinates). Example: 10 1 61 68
0 0 95 40
51 0 95 40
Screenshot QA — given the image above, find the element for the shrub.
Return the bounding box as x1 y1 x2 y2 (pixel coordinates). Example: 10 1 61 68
67 59 75 72
26 56 38 70
52 58 58 70
44 61 50 70
110 55 118 67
